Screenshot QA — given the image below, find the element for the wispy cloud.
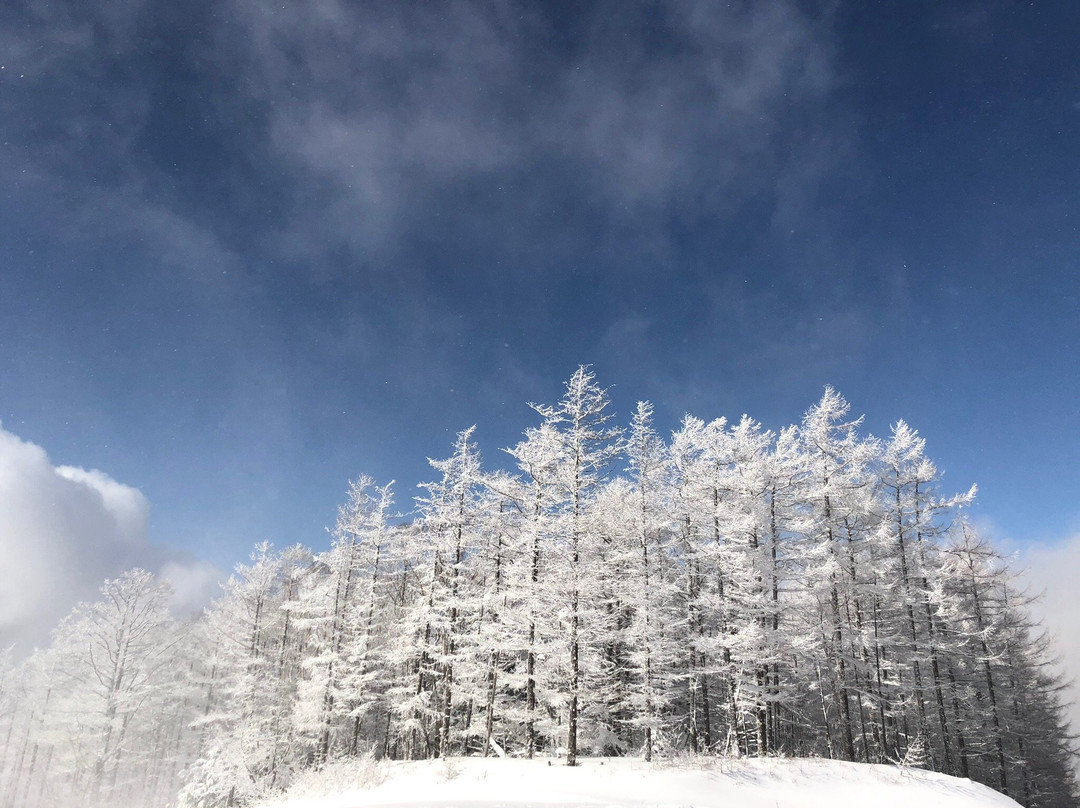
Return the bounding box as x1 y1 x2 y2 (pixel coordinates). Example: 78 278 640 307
0 0 857 563
213 0 839 264
1 0 848 366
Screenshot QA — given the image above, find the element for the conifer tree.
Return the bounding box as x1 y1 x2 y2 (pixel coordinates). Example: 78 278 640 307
528 366 622 765
9 375 1077 808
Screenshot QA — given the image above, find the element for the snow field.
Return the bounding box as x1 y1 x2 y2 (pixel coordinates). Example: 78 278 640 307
259 756 1022 808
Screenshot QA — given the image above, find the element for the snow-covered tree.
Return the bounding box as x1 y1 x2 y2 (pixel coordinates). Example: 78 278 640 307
12 374 1077 808
3 570 186 808
608 403 670 758
796 387 879 762
527 366 623 765
295 477 394 764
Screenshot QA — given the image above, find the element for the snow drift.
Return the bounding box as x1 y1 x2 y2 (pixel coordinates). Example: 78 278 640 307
257 756 1022 808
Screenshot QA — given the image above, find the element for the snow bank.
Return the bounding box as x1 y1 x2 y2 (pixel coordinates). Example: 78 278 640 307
258 756 1021 808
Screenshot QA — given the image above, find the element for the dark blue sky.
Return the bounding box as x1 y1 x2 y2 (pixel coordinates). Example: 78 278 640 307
1 0 1077 571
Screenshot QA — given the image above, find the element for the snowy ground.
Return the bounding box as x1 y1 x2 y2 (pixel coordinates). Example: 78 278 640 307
258 756 1021 808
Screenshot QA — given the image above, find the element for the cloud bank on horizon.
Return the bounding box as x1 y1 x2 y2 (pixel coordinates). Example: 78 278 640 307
1022 534 1080 745
0 425 220 650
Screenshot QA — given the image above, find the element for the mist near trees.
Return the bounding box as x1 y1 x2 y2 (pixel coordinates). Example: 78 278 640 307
1 367 1075 808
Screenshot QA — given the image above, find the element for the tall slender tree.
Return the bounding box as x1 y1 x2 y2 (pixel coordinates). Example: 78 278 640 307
529 366 622 765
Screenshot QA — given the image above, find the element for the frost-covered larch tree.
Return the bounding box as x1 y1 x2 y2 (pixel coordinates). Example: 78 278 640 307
295 476 394 764
415 427 489 757
503 420 562 757
620 401 681 760
796 387 879 762
528 365 623 766
10 570 185 808
182 543 301 806
12 372 1078 808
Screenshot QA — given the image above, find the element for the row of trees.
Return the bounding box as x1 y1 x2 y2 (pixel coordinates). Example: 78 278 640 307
0 368 1075 808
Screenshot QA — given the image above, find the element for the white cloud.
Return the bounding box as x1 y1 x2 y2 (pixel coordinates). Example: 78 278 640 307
1019 534 1080 742
0 425 222 651
160 559 224 616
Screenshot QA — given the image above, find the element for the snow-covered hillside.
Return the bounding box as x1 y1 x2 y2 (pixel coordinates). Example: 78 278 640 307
258 756 1022 808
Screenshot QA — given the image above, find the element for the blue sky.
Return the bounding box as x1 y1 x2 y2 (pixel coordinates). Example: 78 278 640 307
1 0 1078 582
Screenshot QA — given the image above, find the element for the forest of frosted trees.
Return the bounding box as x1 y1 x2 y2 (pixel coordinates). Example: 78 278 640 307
1 367 1076 808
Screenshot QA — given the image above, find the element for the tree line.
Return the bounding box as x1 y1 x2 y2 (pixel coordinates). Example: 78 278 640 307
1 367 1075 808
